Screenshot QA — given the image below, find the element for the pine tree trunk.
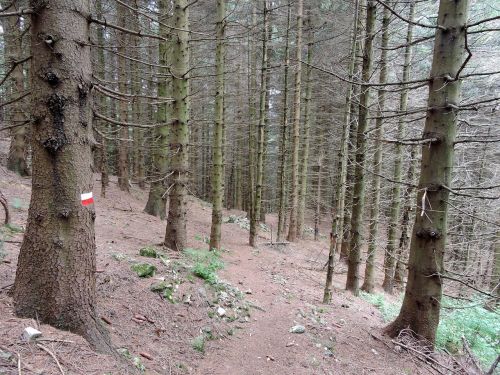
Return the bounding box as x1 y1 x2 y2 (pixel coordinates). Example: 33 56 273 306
297 18 313 238
361 3 390 293
165 0 190 250
209 0 226 251
287 0 304 242
144 0 171 219
345 0 376 296
117 3 130 192
385 0 469 346
324 0 361 303
276 0 291 242
249 0 268 248
382 2 415 294
12 0 112 352
2 2 30 176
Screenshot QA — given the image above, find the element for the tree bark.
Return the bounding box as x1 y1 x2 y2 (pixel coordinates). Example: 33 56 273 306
164 0 190 251
12 0 112 352
346 0 376 296
385 0 469 346
286 0 304 243
209 0 226 251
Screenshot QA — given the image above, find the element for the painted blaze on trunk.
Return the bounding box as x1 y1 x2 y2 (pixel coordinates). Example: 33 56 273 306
385 0 469 346
12 0 111 351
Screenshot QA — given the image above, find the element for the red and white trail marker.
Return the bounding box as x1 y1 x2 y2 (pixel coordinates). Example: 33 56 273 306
81 192 94 206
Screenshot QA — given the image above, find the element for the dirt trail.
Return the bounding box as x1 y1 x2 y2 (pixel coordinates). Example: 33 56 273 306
0 148 422 374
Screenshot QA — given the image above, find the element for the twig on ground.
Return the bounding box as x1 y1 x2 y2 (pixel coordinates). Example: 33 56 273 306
36 343 65 375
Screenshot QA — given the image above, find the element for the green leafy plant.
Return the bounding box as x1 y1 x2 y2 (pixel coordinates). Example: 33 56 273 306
184 248 224 285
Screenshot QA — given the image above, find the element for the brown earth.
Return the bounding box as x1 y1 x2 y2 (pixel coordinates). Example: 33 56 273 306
0 137 425 375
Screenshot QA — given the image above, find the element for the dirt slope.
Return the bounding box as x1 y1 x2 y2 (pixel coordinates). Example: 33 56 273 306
0 139 423 374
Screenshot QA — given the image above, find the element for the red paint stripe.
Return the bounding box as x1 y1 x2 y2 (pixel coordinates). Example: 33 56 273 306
82 197 94 206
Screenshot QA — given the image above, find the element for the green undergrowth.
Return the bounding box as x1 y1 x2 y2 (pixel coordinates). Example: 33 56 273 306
361 292 499 369
183 248 224 285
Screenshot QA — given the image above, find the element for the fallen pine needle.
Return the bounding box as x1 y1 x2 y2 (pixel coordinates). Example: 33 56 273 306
36 343 65 375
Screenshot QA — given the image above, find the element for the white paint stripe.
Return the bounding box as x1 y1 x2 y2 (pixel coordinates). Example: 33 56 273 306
81 192 93 201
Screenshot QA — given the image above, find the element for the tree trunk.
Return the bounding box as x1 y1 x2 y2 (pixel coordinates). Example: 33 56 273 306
345 0 376 296
382 1 415 294
144 0 171 219
12 0 112 352
2 2 30 176
276 0 291 242
165 0 190 251
361 3 390 293
385 0 469 346
209 0 226 251
286 0 304 243
117 3 130 192
324 0 361 303
249 0 268 248
297 17 313 238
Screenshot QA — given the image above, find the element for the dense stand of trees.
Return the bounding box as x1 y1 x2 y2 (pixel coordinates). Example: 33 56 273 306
0 0 498 352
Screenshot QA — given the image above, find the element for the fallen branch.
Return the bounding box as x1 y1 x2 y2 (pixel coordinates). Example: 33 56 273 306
36 344 65 375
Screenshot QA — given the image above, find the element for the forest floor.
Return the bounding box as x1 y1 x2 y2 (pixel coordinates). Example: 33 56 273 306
0 139 425 375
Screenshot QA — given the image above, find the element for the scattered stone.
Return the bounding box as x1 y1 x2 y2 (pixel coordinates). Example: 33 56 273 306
0 350 12 361
394 345 402 353
150 281 170 292
183 294 192 304
245 289 252 295
290 325 306 334
197 286 207 299
131 263 156 278
339 319 346 326
324 349 334 357
23 327 42 341
139 247 158 258
371 348 378 355
111 253 127 261
217 307 226 317
285 341 295 347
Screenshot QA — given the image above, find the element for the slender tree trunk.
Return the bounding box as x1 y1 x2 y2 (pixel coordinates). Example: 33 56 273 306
165 0 190 250
117 4 130 192
324 0 360 303
287 0 304 242
382 2 415 293
345 0 376 296
12 0 112 352
314 155 323 241
249 0 268 247
276 0 291 242
385 0 469 346
209 0 226 251
361 3 390 293
297 17 313 238
2 2 30 176
144 0 171 218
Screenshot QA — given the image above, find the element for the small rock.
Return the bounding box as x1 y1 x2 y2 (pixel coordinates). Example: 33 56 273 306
23 327 42 341
183 294 192 304
324 349 334 357
219 291 229 300
245 289 252 295
198 287 207 299
217 307 226 317
371 348 378 355
394 345 402 353
339 319 346 326
290 325 306 334
0 350 12 361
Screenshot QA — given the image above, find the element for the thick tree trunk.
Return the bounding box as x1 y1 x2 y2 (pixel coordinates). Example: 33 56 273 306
12 0 111 352
209 0 226 251
361 3 390 293
165 0 190 250
345 0 376 296
286 0 303 243
385 0 469 346
382 2 415 294
249 0 268 248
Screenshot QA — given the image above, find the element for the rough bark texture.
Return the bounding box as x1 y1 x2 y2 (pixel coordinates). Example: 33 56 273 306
249 0 268 248
361 4 390 293
385 0 469 346
12 0 111 352
165 0 190 251
209 0 226 251
345 0 376 296
382 2 415 294
286 0 303 243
